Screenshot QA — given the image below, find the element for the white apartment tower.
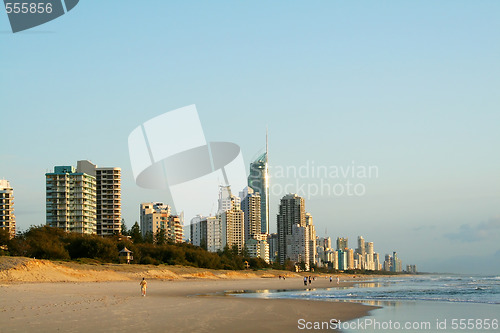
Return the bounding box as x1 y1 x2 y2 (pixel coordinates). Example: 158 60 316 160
0 180 15 238
46 166 97 234
240 187 261 242
76 161 122 236
305 213 316 266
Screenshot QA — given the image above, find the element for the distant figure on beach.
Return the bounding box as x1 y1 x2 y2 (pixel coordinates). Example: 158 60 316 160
304 277 308 286
279 275 281 279
283 275 286 280
308 276 312 285
336 276 340 284
329 276 332 283
140 278 147 297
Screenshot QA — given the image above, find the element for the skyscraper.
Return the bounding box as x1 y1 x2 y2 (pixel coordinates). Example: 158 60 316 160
305 213 316 266
277 193 306 264
46 166 97 234
336 237 348 250
248 131 269 234
240 187 261 242
221 197 245 252
0 179 15 238
76 160 122 236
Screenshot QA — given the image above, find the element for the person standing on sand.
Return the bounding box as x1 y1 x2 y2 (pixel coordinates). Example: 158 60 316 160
304 276 308 286
140 278 147 297
329 276 332 283
336 276 340 284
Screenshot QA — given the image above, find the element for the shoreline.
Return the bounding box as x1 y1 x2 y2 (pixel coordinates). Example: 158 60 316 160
0 257 384 332
0 278 380 332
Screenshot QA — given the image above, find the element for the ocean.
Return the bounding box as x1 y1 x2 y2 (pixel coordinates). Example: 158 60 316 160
232 275 500 332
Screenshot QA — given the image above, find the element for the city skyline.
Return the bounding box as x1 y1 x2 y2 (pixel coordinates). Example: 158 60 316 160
1 1 499 274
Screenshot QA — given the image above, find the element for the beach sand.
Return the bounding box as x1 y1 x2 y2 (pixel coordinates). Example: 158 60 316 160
0 258 379 332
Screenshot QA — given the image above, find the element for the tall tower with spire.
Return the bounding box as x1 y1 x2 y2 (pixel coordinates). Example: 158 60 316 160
248 129 270 234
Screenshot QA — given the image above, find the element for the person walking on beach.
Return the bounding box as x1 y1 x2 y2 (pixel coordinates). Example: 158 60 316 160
329 276 332 283
308 276 312 285
140 277 147 297
304 276 308 286
336 276 340 284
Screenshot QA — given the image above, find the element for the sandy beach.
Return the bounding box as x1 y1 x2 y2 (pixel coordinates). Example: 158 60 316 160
0 258 378 332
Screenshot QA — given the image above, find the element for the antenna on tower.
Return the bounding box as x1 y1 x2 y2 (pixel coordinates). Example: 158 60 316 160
266 125 268 163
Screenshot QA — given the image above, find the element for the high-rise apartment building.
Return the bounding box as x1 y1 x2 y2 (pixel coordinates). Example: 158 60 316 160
191 215 223 252
240 187 261 242
46 166 97 234
221 197 245 252
346 248 355 269
76 161 122 236
268 233 278 263
336 237 348 250
305 213 316 266
285 223 309 265
277 193 306 264
140 202 183 243
0 180 15 238
46 160 121 235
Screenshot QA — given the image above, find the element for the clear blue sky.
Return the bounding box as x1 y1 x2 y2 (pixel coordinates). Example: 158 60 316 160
1 1 499 274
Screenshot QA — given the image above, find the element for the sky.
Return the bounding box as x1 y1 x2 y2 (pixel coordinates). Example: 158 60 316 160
1 1 499 274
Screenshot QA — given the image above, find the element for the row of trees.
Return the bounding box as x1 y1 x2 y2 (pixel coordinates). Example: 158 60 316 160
0 226 272 270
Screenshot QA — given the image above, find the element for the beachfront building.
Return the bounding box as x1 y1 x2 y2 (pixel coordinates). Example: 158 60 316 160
406 264 417 273
285 223 309 265
305 213 316 266
346 248 355 269
248 135 269 235
245 236 270 263
392 251 402 272
336 237 348 251
46 165 97 234
221 198 245 253
277 193 306 265
374 253 381 270
140 202 171 236
268 233 278 263
240 187 261 242
76 160 122 236
46 160 122 235
140 202 184 243
0 179 15 238
337 249 347 270
191 215 223 252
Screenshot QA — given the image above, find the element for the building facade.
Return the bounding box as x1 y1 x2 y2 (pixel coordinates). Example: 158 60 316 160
248 151 269 235
0 180 15 238
305 213 316 266
240 188 261 242
277 193 306 265
46 166 97 234
76 161 122 236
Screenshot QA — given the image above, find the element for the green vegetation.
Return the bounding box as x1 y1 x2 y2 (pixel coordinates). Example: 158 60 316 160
0 226 273 270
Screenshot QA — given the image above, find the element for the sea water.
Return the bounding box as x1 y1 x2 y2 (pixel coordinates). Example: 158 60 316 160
232 275 500 332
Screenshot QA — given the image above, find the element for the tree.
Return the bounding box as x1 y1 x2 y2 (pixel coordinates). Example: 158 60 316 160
143 231 154 244
154 228 166 245
130 222 142 243
121 219 128 236
0 229 10 246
